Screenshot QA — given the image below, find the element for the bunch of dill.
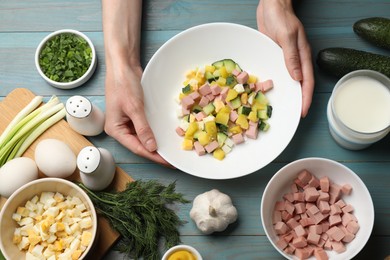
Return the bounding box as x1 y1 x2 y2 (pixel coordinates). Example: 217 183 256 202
78 180 189 260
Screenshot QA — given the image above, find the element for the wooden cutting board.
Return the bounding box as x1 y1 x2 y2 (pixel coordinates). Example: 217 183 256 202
0 88 134 259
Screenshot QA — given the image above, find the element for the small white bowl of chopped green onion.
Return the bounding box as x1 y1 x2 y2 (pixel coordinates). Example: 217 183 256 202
35 29 97 89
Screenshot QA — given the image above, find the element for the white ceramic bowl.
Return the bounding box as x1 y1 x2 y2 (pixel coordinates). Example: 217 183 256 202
142 22 302 179
162 244 203 260
35 29 97 89
261 157 374 260
0 178 98 259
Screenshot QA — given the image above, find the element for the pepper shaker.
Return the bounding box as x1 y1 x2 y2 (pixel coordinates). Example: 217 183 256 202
65 95 105 136
77 146 116 191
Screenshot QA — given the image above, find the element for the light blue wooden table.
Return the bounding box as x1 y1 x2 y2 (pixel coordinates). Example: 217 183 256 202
1 1 389 259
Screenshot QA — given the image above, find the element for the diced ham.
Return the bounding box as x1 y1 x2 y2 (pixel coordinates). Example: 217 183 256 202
284 246 295 255
198 83 212 96
294 203 306 214
342 204 354 214
318 191 330 202
329 214 342 227
210 85 222 95
298 170 313 185
308 175 320 188
324 239 332 250
318 201 330 214
309 225 322 235
305 187 320 202
341 212 355 226
189 91 201 101
326 226 345 242
331 241 346 253
229 110 239 122
287 218 300 229
275 201 285 211
342 230 355 243
220 87 229 100
204 141 219 153
275 221 289 235
175 127 185 136
195 111 206 121
293 192 305 202
181 95 195 109
300 217 315 227
193 141 206 156
314 248 329 260
341 184 353 195
260 79 274 93
276 238 288 250
206 93 215 101
307 232 320 245
335 199 346 208
346 220 360 234
282 211 293 222
283 193 295 203
330 204 342 216
273 210 282 224
320 176 330 192
291 183 299 193
294 225 307 237
295 248 312 259
236 71 249 84
292 236 307 248
232 69 241 76
198 96 209 107
231 133 244 144
245 123 258 139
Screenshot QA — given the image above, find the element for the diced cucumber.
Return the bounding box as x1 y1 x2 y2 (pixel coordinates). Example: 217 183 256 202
203 103 215 115
212 59 242 73
205 71 218 83
226 75 236 87
259 121 270 131
223 59 237 73
255 92 269 105
217 123 229 134
267 105 273 118
257 109 268 120
212 60 224 69
239 106 251 116
230 97 241 109
217 132 228 147
182 84 191 94
182 114 190 122
192 105 203 113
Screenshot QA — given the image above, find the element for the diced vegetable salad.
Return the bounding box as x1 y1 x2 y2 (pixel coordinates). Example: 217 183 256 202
176 59 274 160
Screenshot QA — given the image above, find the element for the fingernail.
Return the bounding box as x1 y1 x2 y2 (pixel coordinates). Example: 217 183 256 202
293 69 302 81
145 139 157 152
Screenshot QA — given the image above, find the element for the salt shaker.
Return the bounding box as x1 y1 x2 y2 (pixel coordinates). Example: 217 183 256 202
65 95 105 136
77 146 116 191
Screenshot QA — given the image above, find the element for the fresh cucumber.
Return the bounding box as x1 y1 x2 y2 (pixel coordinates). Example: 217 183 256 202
212 59 242 73
353 17 390 49
316 47 390 78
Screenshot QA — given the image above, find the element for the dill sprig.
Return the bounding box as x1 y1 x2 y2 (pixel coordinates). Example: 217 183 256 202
78 180 189 260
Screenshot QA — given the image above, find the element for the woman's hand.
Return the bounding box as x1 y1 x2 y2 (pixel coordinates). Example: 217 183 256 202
257 0 314 117
104 62 170 166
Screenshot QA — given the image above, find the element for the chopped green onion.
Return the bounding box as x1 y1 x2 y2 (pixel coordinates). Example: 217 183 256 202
39 33 92 82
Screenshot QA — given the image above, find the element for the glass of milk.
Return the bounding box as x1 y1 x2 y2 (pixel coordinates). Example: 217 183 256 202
327 70 390 150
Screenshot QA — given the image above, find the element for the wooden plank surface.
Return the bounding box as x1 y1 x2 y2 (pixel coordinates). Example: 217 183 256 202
1 0 390 259
0 88 134 259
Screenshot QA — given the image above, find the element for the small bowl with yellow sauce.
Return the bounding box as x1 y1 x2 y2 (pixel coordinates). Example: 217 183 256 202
162 244 202 260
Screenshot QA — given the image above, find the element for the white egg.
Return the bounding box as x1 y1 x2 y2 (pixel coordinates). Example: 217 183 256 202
0 157 38 198
34 139 76 178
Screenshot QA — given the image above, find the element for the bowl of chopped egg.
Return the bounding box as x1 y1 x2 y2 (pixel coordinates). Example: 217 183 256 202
0 177 97 260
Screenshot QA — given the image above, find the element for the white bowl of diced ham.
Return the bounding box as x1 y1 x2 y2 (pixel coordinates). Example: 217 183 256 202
261 157 374 260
